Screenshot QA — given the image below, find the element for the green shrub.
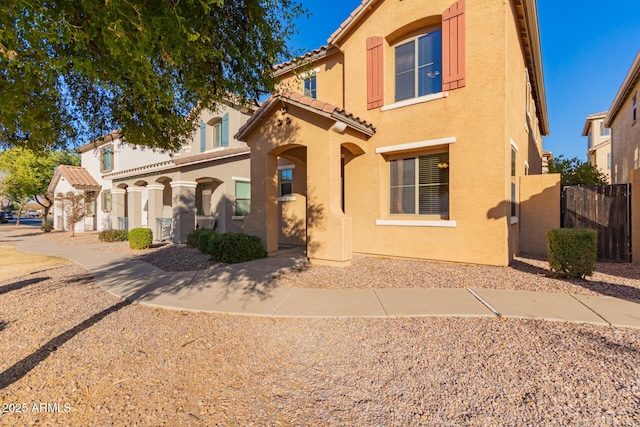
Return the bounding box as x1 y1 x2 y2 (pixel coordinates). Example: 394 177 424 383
207 233 266 264
41 221 54 232
196 229 217 253
128 227 153 250
99 229 129 242
547 228 597 279
186 228 207 247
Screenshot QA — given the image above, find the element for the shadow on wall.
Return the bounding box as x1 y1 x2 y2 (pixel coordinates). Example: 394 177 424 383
486 182 561 258
279 191 325 255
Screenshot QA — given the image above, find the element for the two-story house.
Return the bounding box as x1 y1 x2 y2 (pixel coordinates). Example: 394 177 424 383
49 102 254 242
582 111 611 183
605 50 640 184
236 0 550 267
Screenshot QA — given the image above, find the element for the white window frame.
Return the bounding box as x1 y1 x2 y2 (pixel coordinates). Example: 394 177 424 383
388 150 450 219
394 28 443 103
277 165 295 201
232 177 250 219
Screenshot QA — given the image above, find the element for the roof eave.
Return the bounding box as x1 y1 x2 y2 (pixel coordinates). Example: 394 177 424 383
522 0 549 136
328 0 379 46
273 46 341 77
605 51 640 127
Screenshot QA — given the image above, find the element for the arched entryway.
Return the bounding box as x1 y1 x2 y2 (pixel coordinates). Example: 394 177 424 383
195 177 223 230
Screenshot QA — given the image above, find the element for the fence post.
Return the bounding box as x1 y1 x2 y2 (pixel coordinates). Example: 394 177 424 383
631 170 639 264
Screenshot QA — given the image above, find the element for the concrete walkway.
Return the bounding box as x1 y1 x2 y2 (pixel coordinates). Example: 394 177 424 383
4 231 640 329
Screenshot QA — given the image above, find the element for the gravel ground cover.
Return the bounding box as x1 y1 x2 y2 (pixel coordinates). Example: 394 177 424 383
1 263 639 426
275 256 640 301
35 228 640 301
43 230 218 272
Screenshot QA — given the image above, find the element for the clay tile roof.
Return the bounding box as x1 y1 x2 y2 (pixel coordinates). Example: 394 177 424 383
59 165 101 188
48 165 101 194
235 91 376 141
273 46 330 72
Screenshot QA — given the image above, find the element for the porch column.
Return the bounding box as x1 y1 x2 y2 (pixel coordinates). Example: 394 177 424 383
244 149 279 255
112 188 127 230
147 184 165 241
306 136 352 267
171 181 197 244
127 187 143 230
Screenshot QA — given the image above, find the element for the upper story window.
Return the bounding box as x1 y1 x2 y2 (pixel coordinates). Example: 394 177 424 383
200 113 229 152
100 145 113 173
395 29 442 102
599 121 610 137
633 94 637 123
587 130 593 148
304 75 317 99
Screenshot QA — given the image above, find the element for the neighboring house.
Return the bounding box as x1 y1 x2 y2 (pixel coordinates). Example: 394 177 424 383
48 165 102 233
542 150 553 174
49 102 254 243
582 111 611 183
237 0 550 266
605 50 640 184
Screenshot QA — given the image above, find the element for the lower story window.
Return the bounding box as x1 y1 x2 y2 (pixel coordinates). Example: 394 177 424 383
102 190 112 212
235 181 251 216
390 151 449 217
279 169 293 197
85 192 96 217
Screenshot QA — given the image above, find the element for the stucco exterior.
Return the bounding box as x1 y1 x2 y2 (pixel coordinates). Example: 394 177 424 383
583 112 611 183
605 51 640 184
54 103 254 243
238 0 549 266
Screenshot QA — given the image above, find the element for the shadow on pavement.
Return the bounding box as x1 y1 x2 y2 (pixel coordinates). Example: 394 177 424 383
91 251 303 311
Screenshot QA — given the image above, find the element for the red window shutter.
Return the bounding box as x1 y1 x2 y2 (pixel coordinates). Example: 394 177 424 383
367 36 384 110
442 0 466 91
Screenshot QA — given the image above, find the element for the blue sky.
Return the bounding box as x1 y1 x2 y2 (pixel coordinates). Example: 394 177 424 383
288 0 640 161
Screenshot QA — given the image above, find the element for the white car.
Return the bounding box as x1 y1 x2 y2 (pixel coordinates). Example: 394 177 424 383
25 210 39 218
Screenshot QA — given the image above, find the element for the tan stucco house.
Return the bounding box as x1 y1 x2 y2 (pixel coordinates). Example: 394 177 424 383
237 0 550 266
605 50 640 184
49 102 254 243
582 111 611 183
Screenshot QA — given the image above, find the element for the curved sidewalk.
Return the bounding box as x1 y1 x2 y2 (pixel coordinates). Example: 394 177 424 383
7 232 640 329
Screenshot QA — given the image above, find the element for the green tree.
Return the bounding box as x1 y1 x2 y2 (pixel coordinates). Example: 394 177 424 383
548 155 609 187
0 0 305 152
0 148 80 225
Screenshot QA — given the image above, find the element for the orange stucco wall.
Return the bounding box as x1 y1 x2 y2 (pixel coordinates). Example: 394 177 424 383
245 0 547 266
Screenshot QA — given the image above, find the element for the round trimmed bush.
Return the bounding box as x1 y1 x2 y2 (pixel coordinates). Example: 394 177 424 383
128 227 153 250
547 228 597 279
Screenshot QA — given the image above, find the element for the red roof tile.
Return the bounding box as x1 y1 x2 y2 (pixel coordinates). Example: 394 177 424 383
48 165 101 194
235 91 376 141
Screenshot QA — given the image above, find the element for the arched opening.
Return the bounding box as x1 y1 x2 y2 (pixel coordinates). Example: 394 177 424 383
134 180 149 227
271 145 308 250
341 142 366 215
195 177 223 230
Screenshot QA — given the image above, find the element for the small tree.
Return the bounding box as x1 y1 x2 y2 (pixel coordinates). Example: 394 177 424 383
62 192 86 237
548 155 608 187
